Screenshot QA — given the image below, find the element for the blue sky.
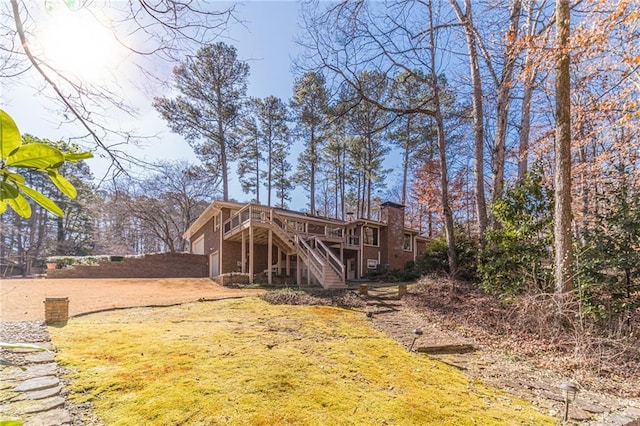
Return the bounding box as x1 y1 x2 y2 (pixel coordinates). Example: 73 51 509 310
2 1 307 204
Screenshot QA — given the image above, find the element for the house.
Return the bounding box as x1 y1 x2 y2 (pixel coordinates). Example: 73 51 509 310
183 200 428 289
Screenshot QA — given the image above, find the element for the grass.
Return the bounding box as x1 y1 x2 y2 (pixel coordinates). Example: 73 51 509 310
49 298 556 425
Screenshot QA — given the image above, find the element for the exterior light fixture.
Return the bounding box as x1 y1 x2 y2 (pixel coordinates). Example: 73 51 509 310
559 383 578 422
409 328 423 351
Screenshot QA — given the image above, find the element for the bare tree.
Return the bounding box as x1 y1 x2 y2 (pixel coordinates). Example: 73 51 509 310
554 0 574 307
299 0 458 273
3 0 236 171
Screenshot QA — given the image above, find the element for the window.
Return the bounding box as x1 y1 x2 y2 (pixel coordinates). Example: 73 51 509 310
191 236 205 255
363 226 379 246
367 259 378 269
214 214 220 231
403 234 412 251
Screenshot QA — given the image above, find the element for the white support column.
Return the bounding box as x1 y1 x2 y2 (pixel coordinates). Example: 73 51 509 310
268 229 273 285
296 256 301 285
241 230 246 273
249 225 254 284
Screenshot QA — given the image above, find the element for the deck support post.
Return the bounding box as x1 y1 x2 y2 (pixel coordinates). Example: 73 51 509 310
268 229 273 285
249 225 254 284
286 254 291 276
276 246 281 275
241 230 246 273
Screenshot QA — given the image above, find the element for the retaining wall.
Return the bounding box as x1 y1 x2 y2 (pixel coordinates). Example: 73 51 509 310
46 253 208 279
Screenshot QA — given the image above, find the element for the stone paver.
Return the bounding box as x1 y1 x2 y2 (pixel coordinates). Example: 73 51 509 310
21 396 66 414
1 322 74 425
25 352 56 364
12 385 63 402
14 376 60 393
23 408 72 426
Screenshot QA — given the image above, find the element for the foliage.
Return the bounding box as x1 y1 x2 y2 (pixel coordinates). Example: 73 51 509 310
291 71 329 213
50 298 554 425
153 42 249 201
579 168 640 332
0 109 92 218
414 231 478 281
479 168 553 297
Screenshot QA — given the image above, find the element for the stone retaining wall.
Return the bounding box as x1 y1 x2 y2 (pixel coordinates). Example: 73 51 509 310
46 253 208 279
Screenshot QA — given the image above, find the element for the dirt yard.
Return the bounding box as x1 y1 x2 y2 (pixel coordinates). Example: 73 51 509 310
0 278 264 321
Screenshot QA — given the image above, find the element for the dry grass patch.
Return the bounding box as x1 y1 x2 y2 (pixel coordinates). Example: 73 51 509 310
50 298 555 425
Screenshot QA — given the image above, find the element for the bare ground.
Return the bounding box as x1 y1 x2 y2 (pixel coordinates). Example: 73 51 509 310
363 279 640 424
0 277 264 321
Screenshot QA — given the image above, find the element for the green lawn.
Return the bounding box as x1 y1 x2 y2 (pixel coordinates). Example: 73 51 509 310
50 298 556 425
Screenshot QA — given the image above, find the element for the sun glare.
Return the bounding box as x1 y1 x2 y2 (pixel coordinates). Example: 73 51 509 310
37 8 118 82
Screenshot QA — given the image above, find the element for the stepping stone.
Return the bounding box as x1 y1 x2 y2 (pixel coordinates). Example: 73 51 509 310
20 395 65 414
569 406 593 421
14 376 60 392
25 352 56 364
3 363 58 381
416 343 475 355
23 407 71 426
12 385 63 402
625 407 640 417
580 402 608 414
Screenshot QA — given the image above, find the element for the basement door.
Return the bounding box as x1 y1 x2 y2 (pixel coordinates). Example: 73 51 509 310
347 258 356 280
210 252 219 277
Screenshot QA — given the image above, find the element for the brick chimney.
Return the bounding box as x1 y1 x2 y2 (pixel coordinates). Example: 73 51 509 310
380 201 406 270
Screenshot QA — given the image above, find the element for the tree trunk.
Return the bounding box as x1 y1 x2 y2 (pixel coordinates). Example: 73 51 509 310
310 128 316 214
429 0 457 276
402 116 411 205
491 0 522 206
554 0 574 308
450 0 488 243
517 0 537 181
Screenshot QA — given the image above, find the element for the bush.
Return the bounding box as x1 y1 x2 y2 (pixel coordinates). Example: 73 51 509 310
478 167 553 297
414 231 478 280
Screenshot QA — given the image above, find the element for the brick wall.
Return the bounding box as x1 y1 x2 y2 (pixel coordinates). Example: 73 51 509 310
380 202 413 270
47 253 208 279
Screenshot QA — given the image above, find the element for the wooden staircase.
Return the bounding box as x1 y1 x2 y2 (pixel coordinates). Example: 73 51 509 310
222 205 347 289
269 212 346 289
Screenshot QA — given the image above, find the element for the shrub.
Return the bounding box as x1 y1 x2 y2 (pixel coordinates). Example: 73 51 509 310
415 231 478 280
478 167 553 297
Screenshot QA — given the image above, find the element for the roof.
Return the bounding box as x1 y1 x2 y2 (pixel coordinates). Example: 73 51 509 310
183 200 431 241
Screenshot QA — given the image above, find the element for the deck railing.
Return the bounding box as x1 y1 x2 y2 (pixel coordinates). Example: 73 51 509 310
314 238 345 280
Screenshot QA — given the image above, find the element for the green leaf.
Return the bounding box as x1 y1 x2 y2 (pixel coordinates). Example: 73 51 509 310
0 200 6 214
0 181 19 198
5 171 26 184
47 170 77 199
17 183 64 217
6 191 31 218
0 341 47 351
0 419 25 426
0 109 21 161
5 143 65 169
64 151 93 163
